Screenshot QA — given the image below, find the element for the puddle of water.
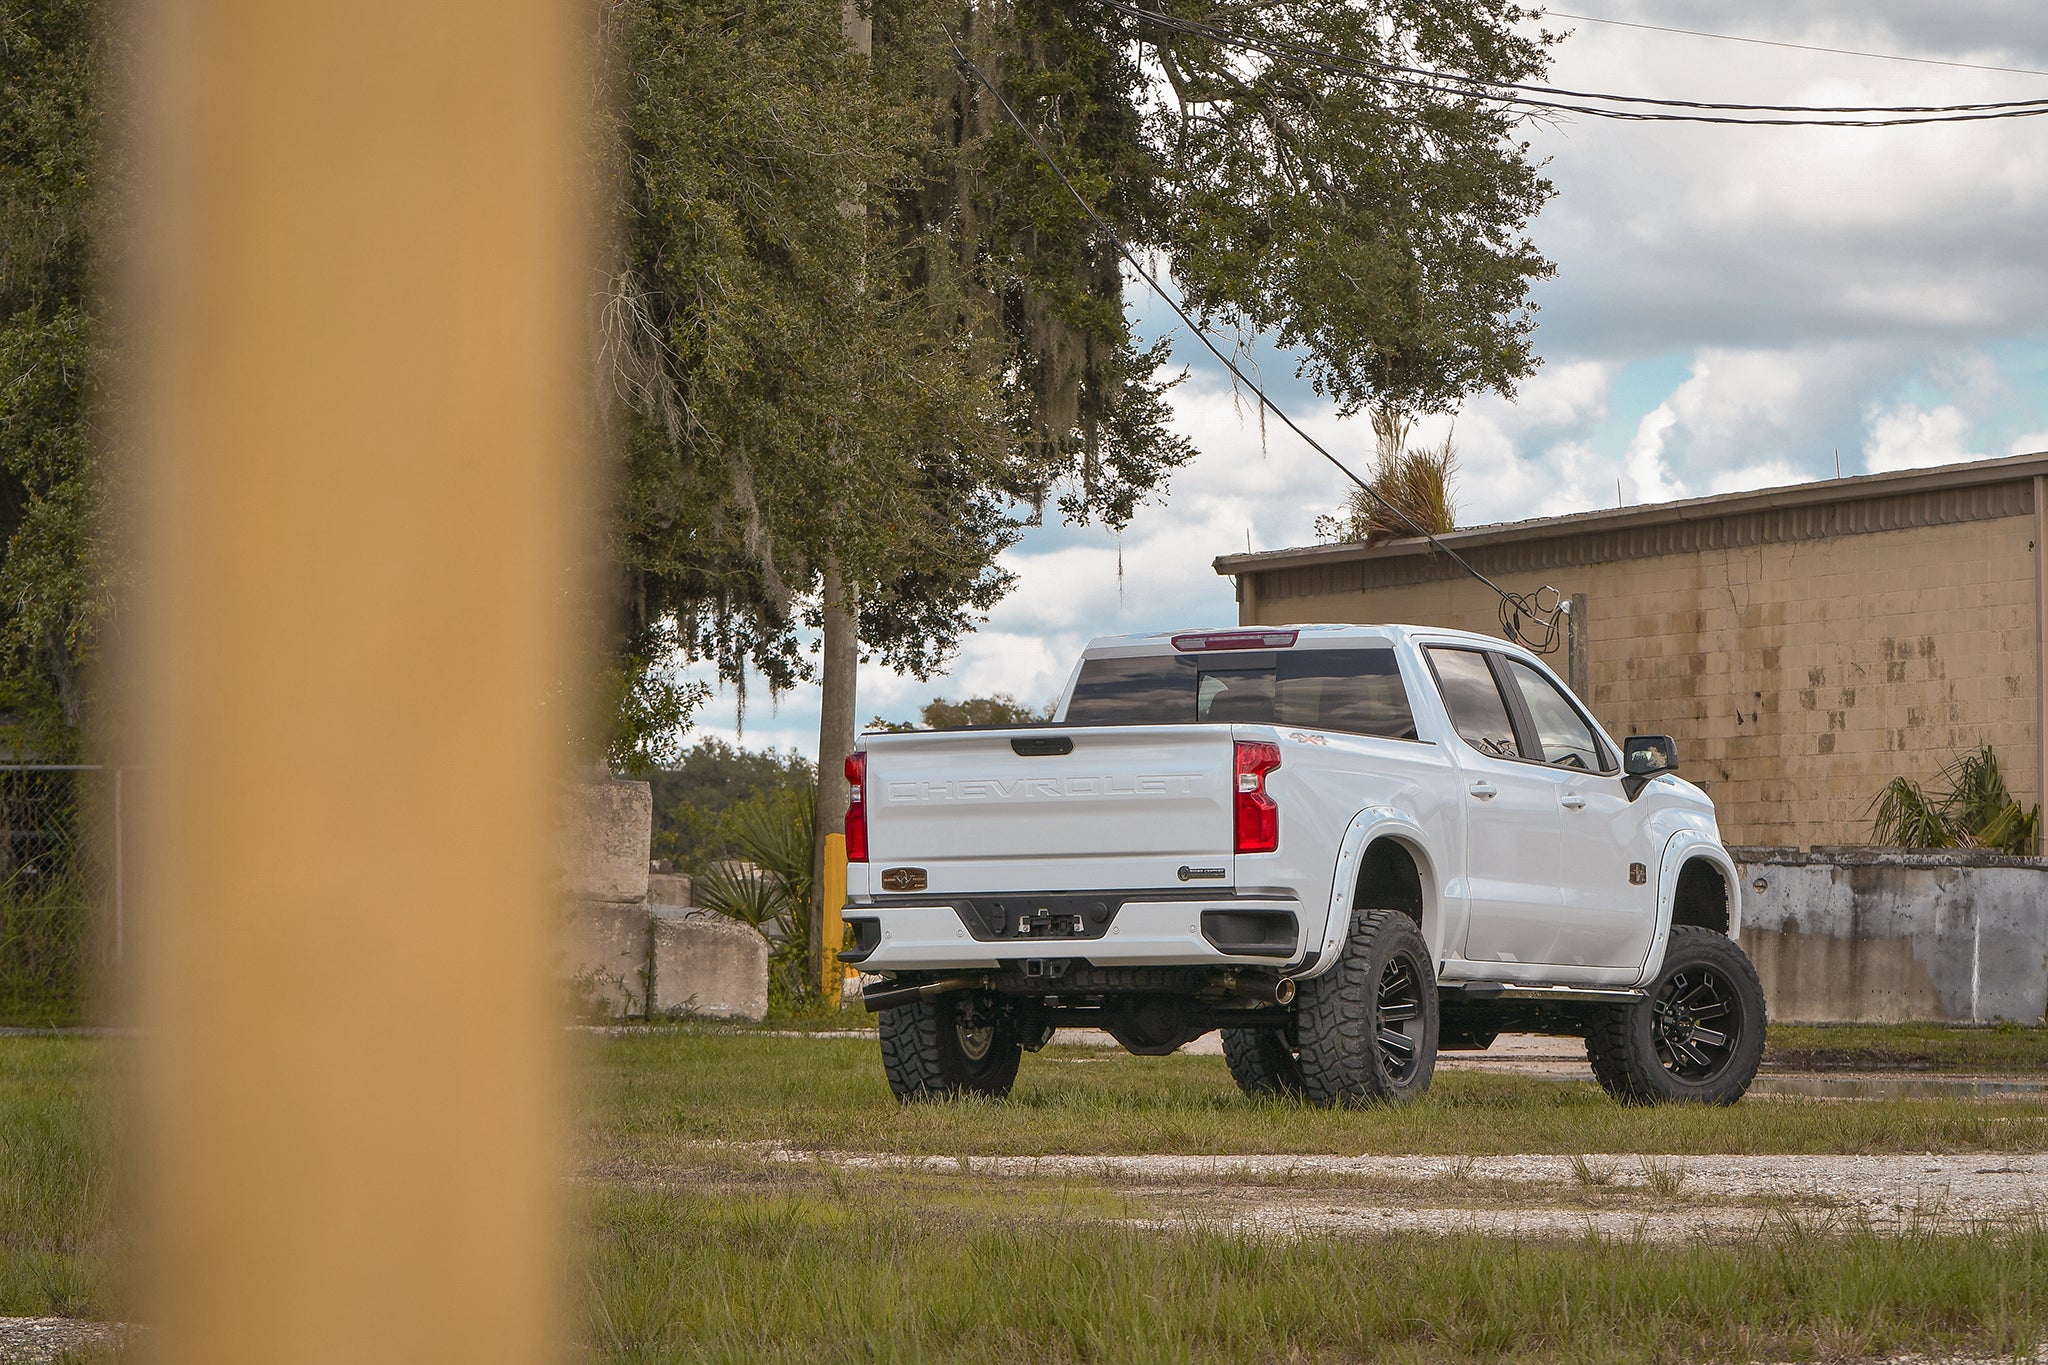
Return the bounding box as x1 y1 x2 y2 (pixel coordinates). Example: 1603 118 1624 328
1752 1074 2048 1101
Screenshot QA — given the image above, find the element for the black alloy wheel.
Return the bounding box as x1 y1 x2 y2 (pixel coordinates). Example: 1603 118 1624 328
1585 924 1766 1106
1651 964 1739 1081
1374 952 1427 1083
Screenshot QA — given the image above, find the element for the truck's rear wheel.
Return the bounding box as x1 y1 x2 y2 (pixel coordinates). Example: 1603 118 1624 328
1585 926 1765 1105
878 991 1022 1101
1295 909 1438 1106
1221 1024 1304 1098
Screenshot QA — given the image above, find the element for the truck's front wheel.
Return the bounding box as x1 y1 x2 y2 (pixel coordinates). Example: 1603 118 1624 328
878 991 1022 1102
1221 1024 1304 1098
1295 909 1438 1106
1584 925 1765 1105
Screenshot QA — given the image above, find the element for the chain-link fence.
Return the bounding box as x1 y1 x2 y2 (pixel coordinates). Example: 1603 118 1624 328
0 765 123 1025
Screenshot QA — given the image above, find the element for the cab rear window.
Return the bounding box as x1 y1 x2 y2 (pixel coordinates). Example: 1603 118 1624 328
1064 648 1417 740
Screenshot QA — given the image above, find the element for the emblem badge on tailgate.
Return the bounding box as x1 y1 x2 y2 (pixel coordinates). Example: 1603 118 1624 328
1177 865 1227 882
881 867 928 892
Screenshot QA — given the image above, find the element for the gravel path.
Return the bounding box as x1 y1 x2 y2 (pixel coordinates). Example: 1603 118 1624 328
750 1148 2048 1239
0 1316 128 1362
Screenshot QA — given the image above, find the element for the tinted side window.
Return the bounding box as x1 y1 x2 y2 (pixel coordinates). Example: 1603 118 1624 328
1275 650 1416 740
1426 647 1518 758
1064 656 1195 724
1504 659 1607 771
1193 652 1414 737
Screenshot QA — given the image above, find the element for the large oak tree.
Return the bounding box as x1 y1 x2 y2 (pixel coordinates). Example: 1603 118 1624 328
598 1 1554 980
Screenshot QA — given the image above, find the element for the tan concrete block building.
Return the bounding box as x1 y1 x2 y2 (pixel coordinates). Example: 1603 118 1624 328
1213 451 2048 850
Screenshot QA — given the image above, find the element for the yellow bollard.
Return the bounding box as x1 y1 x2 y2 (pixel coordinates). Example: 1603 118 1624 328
822 832 848 1006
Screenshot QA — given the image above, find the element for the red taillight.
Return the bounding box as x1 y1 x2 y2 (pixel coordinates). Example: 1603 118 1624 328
1234 740 1281 854
844 752 868 862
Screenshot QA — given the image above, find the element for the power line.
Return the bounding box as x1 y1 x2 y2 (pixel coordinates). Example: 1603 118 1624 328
1545 11 2048 80
1102 0 2048 115
942 30 1567 653
1097 0 2048 127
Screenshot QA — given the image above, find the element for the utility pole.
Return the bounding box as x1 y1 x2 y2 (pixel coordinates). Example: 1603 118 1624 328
809 0 872 994
136 0 581 1358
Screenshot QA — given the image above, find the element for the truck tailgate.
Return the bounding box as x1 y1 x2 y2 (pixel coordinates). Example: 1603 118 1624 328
863 725 1237 894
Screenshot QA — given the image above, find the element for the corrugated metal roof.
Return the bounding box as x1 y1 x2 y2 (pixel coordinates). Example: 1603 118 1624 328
1213 448 2048 578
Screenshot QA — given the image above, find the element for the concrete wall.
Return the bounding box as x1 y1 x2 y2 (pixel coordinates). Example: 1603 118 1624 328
1240 505 2042 849
1733 846 2048 1024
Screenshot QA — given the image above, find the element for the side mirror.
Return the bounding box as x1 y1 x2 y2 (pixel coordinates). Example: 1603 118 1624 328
1623 734 1679 777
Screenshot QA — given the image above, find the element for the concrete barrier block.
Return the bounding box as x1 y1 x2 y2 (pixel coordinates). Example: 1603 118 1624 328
557 899 652 1019
650 907 769 1022
648 870 694 907
557 778 651 902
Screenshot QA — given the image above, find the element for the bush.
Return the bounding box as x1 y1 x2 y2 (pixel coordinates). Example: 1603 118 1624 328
695 785 821 1009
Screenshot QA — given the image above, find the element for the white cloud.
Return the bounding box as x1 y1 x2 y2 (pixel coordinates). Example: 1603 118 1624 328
1623 403 1687 504
2011 431 2048 456
1527 5 2048 355
1862 402 1984 473
1476 359 1616 432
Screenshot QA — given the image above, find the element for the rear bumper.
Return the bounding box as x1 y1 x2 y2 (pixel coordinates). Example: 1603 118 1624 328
844 895 1304 971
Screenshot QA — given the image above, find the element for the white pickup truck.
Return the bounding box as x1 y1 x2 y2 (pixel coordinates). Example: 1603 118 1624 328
841 623 1765 1107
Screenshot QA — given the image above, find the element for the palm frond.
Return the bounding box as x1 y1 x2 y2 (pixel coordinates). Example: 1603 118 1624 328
1870 746 2043 855
696 860 789 930
1870 776 1954 849
729 784 816 914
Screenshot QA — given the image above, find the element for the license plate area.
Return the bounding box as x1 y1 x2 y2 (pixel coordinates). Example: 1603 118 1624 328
1013 908 1089 939
948 893 1120 941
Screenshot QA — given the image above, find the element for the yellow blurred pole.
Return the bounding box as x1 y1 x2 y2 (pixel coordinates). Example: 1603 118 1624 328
821 833 848 1006
132 0 585 1362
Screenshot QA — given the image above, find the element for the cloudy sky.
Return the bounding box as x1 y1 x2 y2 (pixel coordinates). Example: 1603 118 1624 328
681 0 2048 761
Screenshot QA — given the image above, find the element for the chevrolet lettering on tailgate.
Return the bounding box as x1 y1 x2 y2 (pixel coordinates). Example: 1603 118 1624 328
884 773 1207 802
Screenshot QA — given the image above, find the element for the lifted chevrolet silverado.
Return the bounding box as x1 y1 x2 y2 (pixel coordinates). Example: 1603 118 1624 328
841 623 1765 1107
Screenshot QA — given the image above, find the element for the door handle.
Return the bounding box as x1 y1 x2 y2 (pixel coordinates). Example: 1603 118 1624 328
1561 793 1587 810
1470 781 1497 800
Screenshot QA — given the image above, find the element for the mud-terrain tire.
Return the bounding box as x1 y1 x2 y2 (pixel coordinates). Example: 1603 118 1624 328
1585 925 1766 1105
1221 1024 1304 1098
879 992 1022 1101
1294 909 1438 1106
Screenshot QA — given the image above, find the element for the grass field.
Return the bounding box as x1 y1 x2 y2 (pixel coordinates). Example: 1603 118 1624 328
580 1190 2048 1363
1767 1020 2048 1073
582 1029 2048 1163
0 1038 122 1323
10 1026 2048 1361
